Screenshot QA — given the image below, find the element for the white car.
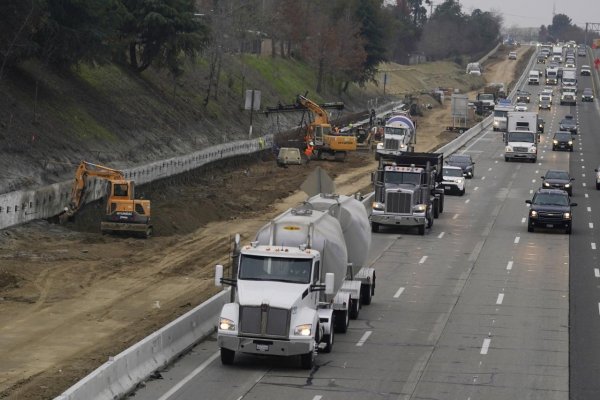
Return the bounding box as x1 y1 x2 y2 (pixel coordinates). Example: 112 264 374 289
514 102 528 112
565 61 576 69
595 167 600 190
442 165 466 195
581 65 591 76
508 51 517 60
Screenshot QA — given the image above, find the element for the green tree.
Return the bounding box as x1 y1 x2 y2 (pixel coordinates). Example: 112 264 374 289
119 0 209 73
0 0 41 79
354 0 387 83
548 14 572 41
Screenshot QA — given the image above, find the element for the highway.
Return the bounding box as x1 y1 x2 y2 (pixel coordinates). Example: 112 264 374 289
131 60 599 400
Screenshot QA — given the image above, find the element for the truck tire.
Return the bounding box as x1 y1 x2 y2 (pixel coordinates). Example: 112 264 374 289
349 298 360 319
505 156 509 162
322 326 334 354
426 214 433 229
220 348 235 365
371 222 379 233
334 309 349 333
361 283 372 305
418 224 425 235
433 198 440 218
300 350 315 369
438 193 444 213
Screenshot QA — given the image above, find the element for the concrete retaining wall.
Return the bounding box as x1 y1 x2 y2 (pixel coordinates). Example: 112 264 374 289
0 136 272 231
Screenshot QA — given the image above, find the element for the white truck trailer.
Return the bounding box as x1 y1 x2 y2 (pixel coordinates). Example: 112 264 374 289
504 111 538 162
215 193 373 369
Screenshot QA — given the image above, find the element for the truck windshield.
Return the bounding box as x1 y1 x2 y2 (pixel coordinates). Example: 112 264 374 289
384 171 422 185
508 132 535 142
494 110 508 117
479 94 494 101
239 255 312 284
384 127 408 137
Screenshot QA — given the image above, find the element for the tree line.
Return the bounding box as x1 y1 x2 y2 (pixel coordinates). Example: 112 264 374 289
0 0 501 92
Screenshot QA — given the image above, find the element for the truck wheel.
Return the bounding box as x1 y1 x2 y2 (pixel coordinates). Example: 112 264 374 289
371 222 379 233
527 225 534 233
438 193 444 213
566 226 572 235
300 350 315 369
144 226 153 239
433 198 440 218
418 224 425 235
220 348 235 365
426 214 433 228
505 157 509 162
361 283 372 305
322 325 334 354
334 309 349 333
349 298 360 319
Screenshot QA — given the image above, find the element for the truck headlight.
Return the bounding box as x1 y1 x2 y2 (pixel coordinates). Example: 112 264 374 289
294 324 312 336
505 146 513 152
568 141 573 145
563 212 571 219
413 204 426 212
530 210 538 218
553 140 558 144
529 146 536 153
219 318 236 331
543 182 550 187
372 202 385 211
564 183 571 188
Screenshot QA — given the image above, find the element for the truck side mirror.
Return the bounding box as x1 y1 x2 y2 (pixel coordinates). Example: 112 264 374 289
215 264 224 287
325 273 335 295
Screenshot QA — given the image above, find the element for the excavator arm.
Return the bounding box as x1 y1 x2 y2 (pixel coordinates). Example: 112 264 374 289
296 95 343 126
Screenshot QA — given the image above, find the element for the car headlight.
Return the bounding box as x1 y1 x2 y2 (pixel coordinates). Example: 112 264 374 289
553 140 558 144
568 141 573 145
294 324 312 336
493 121 499 126
565 183 571 188
530 210 538 218
457 178 464 184
219 318 236 331
372 202 385 211
543 182 550 187
413 204 426 212
563 212 571 219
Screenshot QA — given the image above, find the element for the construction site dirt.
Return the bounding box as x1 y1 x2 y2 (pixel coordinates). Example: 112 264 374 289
0 45 529 399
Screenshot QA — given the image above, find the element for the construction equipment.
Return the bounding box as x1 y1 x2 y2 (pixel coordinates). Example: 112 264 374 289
61 161 153 238
266 95 356 161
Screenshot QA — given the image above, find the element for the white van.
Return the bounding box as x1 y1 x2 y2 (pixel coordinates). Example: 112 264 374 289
528 70 540 85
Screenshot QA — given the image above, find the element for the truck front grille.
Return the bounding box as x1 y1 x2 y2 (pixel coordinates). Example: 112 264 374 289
239 305 290 338
384 138 400 150
513 147 528 153
386 191 412 213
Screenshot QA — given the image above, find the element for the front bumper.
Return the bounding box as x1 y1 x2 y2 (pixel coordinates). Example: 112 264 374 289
505 152 536 160
528 217 570 230
370 213 425 227
218 334 314 357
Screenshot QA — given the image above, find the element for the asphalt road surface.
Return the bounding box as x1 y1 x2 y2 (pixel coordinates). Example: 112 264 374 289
131 61 600 400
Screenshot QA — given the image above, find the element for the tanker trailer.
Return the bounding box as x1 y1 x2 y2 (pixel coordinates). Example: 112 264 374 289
215 205 354 369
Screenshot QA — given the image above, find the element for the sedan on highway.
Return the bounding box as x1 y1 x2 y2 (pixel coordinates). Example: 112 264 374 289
538 98 552 110
552 131 574 152
446 154 475 178
516 91 531 103
514 102 528 112
559 116 578 134
541 169 575 195
526 189 577 234
581 88 594 102
537 117 545 133
580 65 591 76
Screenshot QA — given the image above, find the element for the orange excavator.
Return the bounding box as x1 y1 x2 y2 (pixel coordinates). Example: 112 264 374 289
61 161 153 238
267 95 356 161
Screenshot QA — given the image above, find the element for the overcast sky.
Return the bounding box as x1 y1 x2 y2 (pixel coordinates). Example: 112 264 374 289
455 0 598 28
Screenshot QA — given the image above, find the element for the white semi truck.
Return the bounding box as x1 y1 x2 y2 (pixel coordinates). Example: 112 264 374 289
215 193 374 369
376 113 415 157
504 111 538 162
492 100 514 131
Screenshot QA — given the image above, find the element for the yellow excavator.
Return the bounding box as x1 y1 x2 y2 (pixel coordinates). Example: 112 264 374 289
61 161 153 238
267 95 357 161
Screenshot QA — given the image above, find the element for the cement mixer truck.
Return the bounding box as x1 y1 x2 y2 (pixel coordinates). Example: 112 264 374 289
215 193 374 369
376 113 415 159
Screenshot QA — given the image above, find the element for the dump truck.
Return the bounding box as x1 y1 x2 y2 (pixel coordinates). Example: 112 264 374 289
370 152 445 235
60 161 152 237
215 193 373 369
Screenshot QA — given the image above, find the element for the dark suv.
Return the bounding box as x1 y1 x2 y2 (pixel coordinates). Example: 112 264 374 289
526 189 577 234
446 154 475 178
559 115 578 134
541 169 574 195
552 131 574 152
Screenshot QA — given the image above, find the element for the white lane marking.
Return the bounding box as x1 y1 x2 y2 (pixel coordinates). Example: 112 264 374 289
452 213 459 220
529 189 533 194
482 176 486 180
157 351 220 400
583 182 587 187
538 162 542 166
521 217 526 223
582 173 586 177
535 170 539 174
495 160 498 163
474 186 479 191
438 232 445 239
419 256 428 264
598 303 600 316
496 293 504 305
592 243 597 250
585 193 589 198
590 223 594 229
514 236 520 244
465 199 470 204
393 287 405 298
488 167 492 171
595 268 600 278
588 207 592 212
356 331 372 346
507 261 513 270
481 338 491 355
581 158 585 162
532 179 536 183
582 165 586 169
313 396 323 400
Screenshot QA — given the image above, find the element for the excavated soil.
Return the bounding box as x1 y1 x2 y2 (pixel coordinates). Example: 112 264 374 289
0 45 527 399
